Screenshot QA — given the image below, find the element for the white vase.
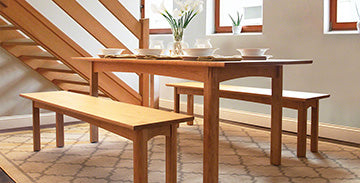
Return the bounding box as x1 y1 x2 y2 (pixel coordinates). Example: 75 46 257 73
232 25 242 35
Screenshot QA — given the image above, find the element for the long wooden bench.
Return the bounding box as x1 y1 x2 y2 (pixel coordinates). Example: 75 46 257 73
166 82 330 157
20 91 193 183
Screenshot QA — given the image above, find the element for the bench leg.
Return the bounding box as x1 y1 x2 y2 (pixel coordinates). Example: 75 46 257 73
311 101 319 152
297 104 307 157
133 130 148 183
166 124 177 183
32 102 40 151
174 89 180 128
56 113 64 148
90 125 98 143
174 88 180 113
187 94 194 125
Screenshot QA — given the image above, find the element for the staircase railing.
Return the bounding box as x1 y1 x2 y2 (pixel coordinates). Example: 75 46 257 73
0 0 151 106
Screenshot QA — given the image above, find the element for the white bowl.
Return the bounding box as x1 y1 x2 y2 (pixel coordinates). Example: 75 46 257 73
237 48 269 56
183 48 219 57
101 48 125 55
135 49 164 55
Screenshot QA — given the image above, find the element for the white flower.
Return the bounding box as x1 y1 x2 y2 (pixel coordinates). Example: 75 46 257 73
173 8 183 19
194 3 203 14
151 1 166 14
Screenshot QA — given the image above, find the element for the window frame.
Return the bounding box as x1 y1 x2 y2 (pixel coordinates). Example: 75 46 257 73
214 0 262 33
141 0 172 34
329 0 357 30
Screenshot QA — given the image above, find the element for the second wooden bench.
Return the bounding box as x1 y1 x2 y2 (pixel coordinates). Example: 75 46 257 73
20 91 193 183
166 82 330 157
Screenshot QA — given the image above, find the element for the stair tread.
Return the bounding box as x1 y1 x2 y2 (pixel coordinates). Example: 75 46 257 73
60 83 106 96
53 79 88 85
20 52 57 60
0 25 19 30
37 67 75 73
1 38 37 45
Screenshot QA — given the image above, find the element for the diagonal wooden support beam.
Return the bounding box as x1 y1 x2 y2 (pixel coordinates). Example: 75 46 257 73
52 0 131 54
99 0 142 39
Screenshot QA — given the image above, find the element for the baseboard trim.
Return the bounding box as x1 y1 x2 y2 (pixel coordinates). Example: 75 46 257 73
160 99 360 144
0 113 78 131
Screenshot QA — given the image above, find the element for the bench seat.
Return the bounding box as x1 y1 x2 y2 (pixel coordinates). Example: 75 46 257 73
20 91 193 183
166 82 330 157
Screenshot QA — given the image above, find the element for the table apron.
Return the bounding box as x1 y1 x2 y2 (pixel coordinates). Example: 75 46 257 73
93 62 279 82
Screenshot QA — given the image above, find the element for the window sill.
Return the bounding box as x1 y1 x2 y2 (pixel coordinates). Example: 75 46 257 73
207 32 263 36
324 30 360 35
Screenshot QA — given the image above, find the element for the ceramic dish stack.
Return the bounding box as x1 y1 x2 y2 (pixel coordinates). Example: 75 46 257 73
236 48 272 60
183 48 219 57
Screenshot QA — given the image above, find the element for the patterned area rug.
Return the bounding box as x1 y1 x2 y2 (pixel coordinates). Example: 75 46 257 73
0 118 359 183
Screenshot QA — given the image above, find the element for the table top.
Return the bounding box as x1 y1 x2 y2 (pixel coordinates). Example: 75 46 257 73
73 57 313 67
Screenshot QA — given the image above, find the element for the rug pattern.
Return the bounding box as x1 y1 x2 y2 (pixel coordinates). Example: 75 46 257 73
0 118 359 183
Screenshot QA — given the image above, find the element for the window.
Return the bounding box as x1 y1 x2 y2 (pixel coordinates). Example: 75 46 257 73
330 0 358 30
141 0 172 34
215 0 263 33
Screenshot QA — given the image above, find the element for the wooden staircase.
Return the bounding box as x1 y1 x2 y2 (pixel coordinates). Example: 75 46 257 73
0 0 150 106
0 23 108 97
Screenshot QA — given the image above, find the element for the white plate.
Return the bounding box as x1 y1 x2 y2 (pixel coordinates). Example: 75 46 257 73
237 48 269 56
135 49 164 56
183 48 219 57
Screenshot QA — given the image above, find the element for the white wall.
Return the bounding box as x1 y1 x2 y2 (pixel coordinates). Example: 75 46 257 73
152 0 360 128
0 47 57 116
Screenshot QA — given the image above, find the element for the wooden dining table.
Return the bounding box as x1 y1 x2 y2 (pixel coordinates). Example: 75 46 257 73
73 57 312 183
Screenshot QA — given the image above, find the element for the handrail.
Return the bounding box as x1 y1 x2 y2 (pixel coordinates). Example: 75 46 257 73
0 0 142 104
99 0 142 39
52 0 132 54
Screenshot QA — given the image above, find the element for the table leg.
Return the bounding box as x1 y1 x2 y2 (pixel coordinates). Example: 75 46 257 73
271 66 283 165
90 64 99 143
203 68 220 183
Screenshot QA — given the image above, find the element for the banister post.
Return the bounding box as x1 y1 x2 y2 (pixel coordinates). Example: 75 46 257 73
139 18 150 107
139 18 160 108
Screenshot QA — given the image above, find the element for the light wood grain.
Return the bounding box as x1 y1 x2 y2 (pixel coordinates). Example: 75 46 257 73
133 130 148 183
203 68 220 182
166 124 177 183
22 91 191 183
83 56 312 182
311 101 319 152
1 0 142 103
56 112 64 147
187 94 194 125
271 66 283 165
166 82 330 102
52 0 131 54
21 91 194 130
167 82 330 157
32 102 40 151
99 0 142 39
297 104 307 157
